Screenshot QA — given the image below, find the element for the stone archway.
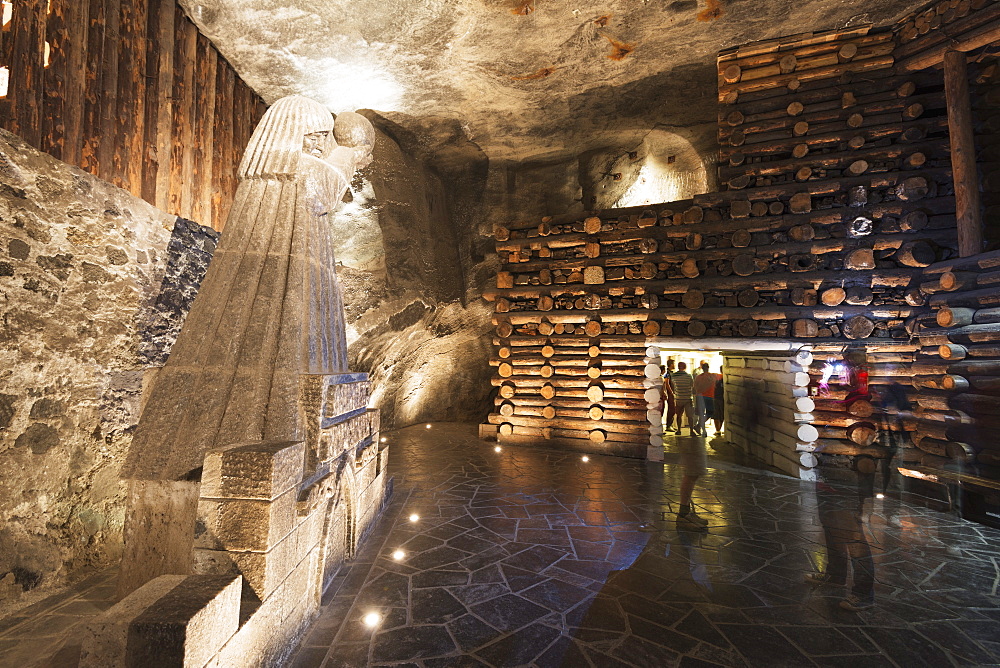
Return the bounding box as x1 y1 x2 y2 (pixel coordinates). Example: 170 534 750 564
613 130 709 208
582 129 711 211
316 465 357 597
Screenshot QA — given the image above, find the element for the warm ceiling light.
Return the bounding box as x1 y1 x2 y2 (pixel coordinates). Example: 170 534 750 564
362 612 381 627
409 513 419 522
392 549 405 561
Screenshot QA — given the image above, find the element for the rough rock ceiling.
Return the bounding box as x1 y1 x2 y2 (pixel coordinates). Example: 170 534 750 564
180 0 917 162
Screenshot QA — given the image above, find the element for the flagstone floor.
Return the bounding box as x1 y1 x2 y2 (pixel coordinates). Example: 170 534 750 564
288 423 1000 668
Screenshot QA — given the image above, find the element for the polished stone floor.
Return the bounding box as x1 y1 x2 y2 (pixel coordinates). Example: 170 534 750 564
288 423 1000 668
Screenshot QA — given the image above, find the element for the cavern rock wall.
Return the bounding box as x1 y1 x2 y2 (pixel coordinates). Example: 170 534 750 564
336 116 497 429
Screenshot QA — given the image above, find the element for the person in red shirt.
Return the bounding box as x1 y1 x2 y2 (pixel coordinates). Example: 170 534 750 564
693 361 719 434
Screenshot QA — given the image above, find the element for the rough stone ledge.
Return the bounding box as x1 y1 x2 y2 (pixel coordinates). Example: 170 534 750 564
327 372 368 385
79 574 241 668
320 409 379 462
200 441 305 501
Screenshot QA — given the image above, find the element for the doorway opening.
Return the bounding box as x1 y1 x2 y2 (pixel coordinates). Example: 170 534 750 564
659 349 725 438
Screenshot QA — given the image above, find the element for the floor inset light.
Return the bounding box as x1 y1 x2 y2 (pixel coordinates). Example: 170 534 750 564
494 445 502 453
362 612 381 627
581 455 590 462
392 549 405 561
381 437 387 443
409 513 419 522
876 493 885 499
426 423 432 429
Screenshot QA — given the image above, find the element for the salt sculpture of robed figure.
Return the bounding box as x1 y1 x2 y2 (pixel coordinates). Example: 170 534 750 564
118 96 378 595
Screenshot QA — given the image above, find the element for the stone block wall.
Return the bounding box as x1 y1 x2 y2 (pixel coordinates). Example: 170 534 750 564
0 129 215 612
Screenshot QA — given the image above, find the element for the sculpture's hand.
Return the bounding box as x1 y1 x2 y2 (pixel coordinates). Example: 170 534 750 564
324 145 356 171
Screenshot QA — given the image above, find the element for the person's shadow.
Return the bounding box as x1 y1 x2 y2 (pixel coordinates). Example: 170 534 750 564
812 463 877 609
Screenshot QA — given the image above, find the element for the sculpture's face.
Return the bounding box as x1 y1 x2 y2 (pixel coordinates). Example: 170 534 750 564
354 146 373 170
303 131 330 158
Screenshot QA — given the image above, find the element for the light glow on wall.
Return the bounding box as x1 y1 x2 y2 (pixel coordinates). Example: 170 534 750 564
606 128 710 209
313 58 404 113
614 158 707 208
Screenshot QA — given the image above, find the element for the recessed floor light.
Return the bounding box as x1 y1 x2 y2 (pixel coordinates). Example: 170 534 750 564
380 437 387 443
362 612 381 627
392 549 405 561
494 445 502 452
581 455 590 462
876 493 885 500
426 423 432 429
409 513 419 522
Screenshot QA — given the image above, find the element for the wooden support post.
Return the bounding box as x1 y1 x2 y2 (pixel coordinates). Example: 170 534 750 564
42 0 69 161
168 8 196 219
140 0 163 204
944 49 983 258
62 0 89 167
80 0 106 176
212 63 235 230
152 0 175 212
7 0 46 148
96 0 119 184
115 0 147 195
190 33 214 225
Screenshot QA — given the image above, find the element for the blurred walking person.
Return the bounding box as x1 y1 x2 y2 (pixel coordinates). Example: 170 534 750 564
663 359 677 433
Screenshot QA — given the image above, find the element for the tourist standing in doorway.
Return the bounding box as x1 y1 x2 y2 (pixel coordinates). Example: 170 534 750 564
672 362 697 436
713 370 725 434
693 363 705 433
663 359 677 433
693 361 719 435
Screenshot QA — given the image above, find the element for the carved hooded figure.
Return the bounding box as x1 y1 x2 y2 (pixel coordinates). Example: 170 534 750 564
124 96 375 481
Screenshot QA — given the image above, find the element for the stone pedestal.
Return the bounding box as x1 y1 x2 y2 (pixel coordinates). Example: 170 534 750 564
81 575 241 668
117 480 201 598
106 374 390 667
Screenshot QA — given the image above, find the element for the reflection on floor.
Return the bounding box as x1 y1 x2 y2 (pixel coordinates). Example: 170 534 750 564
289 423 1000 668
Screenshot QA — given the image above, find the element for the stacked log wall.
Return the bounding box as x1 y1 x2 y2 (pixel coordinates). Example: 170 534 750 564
890 0 1000 488
910 249 1000 477
480 11 1000 467
803 343 924 470
483 330 652 458
0 0 266 231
